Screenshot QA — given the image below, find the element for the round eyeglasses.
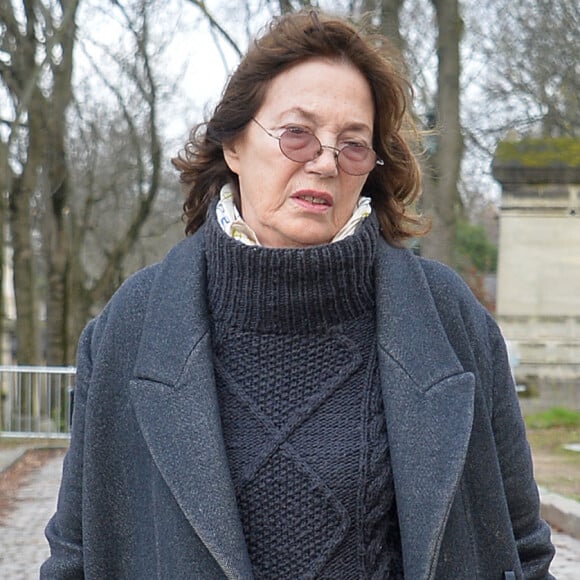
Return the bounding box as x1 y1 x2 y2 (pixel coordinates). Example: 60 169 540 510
252 118 384 176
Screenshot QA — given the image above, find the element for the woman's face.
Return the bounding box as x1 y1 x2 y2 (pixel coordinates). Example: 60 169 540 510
223 58 376 248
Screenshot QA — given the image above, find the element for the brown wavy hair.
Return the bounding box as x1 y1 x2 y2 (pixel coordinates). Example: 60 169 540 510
172 10 428 243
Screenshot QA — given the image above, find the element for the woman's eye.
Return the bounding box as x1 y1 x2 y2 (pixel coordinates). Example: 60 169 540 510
286 126 310 135
343 141 367 149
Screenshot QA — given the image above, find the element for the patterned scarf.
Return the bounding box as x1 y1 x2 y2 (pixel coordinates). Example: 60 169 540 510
215 186 372 246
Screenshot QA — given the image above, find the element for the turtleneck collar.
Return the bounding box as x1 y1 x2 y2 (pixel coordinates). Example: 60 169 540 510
205 202 378 334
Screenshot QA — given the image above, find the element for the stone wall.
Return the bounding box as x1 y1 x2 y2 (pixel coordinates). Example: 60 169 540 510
493 139 580 409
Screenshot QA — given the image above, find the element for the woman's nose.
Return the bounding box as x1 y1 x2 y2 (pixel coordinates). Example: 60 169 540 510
305 146 340 177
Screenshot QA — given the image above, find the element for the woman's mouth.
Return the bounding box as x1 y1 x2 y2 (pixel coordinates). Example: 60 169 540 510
298 195 328 205
291 191 333 212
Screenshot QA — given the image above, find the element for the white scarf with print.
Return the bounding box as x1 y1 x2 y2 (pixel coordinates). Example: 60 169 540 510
216 186 372 246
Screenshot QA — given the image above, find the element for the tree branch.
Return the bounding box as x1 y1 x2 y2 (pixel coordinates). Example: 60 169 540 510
182 0 242 58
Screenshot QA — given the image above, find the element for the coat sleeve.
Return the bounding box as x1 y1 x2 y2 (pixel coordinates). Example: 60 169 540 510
40 318 97 579
487 317 556 579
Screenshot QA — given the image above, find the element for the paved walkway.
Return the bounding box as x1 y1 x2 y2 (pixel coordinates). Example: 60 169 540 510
0 452 579 579
0 450 63 579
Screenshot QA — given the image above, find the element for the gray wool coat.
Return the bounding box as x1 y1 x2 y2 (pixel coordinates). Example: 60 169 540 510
41 226 555 580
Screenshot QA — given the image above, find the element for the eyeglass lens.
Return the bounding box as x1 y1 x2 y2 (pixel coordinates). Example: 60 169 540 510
279 130 379 176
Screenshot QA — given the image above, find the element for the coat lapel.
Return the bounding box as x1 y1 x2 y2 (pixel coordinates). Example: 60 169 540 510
128 231 253 580
375 242 475 580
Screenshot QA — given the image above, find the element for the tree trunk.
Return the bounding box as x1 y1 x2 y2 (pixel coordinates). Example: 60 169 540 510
379 0 405 52
420 0 463 265
0 169 5 365
45 204 69 366
67 228 92 363
44 0 79 365
4 3 45 365
44 97 71 365
10 173 39 365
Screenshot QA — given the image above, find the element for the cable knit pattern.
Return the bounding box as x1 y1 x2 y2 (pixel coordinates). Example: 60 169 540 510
361 364 405 580
205 205 403 579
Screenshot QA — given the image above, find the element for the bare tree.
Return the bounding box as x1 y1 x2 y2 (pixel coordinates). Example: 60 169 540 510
0 0 81 364
1 0 184 364
44 1 81 365
56 0 177 363
418 0 462 264
472 0 579 138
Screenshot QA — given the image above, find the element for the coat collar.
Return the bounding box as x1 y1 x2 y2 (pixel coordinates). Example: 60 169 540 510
129 229 475 580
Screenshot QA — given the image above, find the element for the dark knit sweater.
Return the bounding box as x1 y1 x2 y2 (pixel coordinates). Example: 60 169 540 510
205 210 403 579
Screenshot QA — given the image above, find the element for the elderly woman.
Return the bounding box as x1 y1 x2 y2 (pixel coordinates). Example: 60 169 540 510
42 10 554 580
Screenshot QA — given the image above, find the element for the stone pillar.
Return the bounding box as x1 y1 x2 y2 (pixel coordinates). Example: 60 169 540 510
492 138 580 410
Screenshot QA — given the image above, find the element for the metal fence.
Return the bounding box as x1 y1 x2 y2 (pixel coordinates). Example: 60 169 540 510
0 366 76 439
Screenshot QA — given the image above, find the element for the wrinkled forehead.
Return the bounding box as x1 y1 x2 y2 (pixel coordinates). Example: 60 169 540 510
257 57 375 128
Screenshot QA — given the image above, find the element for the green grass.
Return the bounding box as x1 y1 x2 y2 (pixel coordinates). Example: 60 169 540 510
524 413 580 501
525 407 580 429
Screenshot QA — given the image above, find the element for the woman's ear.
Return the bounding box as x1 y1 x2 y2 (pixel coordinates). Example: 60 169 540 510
223 139 240 175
